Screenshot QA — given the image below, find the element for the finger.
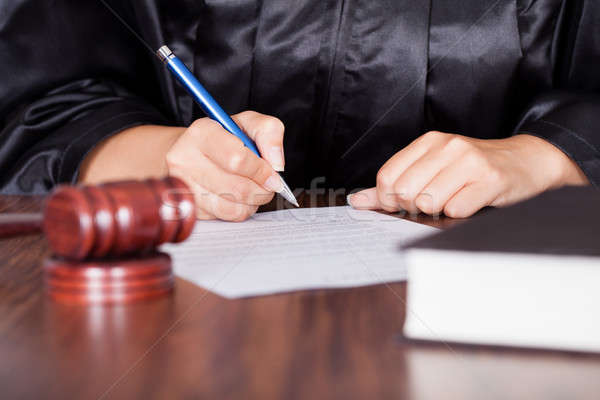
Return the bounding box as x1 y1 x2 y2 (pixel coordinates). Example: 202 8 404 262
185 178 259 222
185 119 281 191
375 132 441 212
164 172 216 220
232 111 286 171
347 187 380 210
389 149 457 212
187 153 274 206
196 208 217 221
414 159 472 215
443 181 501 218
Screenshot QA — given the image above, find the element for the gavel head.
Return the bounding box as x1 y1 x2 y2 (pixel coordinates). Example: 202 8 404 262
43 177 196 260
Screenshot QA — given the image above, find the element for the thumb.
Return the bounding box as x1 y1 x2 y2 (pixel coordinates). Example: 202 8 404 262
347 187 381 210
232 111 285 172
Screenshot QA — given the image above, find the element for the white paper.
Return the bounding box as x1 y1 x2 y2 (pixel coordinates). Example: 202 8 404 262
162 206 438 298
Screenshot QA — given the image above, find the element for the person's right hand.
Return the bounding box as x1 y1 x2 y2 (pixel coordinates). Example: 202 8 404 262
166 111 286 221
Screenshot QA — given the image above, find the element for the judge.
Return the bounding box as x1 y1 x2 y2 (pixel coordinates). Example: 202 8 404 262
0 0 598 220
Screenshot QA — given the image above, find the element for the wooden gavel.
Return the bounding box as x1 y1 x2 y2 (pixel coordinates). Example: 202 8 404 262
0 177 197 305
0 177 196 260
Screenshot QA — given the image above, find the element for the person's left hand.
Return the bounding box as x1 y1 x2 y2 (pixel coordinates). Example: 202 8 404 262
348 132 588 218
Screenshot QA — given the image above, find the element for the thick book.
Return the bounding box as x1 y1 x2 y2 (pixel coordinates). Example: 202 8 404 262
403 186 600 353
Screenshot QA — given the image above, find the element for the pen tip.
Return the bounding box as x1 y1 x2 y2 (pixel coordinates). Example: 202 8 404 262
278 175 299 207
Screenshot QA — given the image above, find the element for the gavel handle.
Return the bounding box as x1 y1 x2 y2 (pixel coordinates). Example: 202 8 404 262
0 213 44 238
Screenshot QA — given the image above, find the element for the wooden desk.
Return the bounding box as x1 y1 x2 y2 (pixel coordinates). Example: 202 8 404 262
1 193 599 399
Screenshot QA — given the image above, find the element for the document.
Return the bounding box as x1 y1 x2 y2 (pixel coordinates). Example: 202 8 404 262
162 206 438 298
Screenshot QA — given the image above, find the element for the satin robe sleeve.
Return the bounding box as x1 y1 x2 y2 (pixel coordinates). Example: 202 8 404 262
515 0 600 187
0 1 169 195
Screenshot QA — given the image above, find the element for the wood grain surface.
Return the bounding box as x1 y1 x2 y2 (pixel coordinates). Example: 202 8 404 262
1 192 599 399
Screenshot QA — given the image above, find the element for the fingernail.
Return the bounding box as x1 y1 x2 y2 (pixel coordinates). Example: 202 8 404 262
348 191 371 209
264 174 283 193
269 146 285 172
347 194 355 208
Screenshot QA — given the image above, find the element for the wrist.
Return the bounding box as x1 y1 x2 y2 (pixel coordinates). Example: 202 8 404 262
512 134 588 189
79 125 186 184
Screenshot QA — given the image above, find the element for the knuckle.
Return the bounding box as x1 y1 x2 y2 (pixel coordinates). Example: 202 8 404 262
189 118 212 137
227 151 247 172
463 147 486 167
256 116 285 144
423 130 444 140
165 150 183 170
445 135 470 152
239 110 259 120
264 116 285 135
419 131 448 146
165 150 176 167
376 168 395 189
393 180 411 201
189 118 205 131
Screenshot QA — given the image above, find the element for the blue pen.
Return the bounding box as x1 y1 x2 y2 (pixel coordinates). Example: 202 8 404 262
156 46 298 207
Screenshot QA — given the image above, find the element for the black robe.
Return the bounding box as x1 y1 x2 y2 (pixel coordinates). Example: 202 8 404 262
0 0 599 194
